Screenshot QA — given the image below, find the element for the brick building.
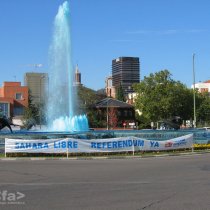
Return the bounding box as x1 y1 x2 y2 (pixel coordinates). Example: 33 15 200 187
0 82 28 118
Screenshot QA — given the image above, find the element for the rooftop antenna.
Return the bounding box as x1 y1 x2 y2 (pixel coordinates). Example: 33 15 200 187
22 64 43 71
26 64 43 68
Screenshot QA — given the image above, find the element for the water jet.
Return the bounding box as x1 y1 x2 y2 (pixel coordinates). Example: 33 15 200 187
46 1 89 132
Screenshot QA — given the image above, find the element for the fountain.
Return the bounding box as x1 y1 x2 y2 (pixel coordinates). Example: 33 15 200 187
1 1 209 151
46 1 89 132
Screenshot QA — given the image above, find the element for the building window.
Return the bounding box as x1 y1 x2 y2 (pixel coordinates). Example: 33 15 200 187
15 93 22 100
129 110 133 117
14 106 24 116
117 111 121 116
0 103 9 118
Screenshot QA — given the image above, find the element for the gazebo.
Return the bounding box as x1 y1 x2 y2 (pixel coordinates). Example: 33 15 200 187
90 98 136 129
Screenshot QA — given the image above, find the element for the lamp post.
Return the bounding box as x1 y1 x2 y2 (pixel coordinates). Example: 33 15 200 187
193 53 196 128
39 74 47 129
39 77 42 129
106 98 109 130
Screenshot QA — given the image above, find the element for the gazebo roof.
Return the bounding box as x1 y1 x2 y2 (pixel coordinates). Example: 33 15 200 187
92 98 133 108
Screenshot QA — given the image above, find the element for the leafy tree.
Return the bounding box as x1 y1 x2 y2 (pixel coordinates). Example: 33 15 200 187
22 90 39 128
196 92 210 126
76 86 107 126
133 70 194 126
77 86 106 112
88 109 106 128
135 113 151 129
116 83 125 102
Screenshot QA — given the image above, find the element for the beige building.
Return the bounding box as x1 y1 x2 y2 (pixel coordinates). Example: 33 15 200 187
192 80 210 94
127 92 138 105
105 76 116 98
24 72 48 105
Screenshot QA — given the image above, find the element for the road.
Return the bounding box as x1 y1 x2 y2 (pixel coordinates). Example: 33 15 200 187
0 154 210 210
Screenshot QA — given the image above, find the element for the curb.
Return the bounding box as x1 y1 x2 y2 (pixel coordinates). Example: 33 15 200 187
0 151 210 161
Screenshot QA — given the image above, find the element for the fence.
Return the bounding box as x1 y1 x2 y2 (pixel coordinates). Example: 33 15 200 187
0 129 210 156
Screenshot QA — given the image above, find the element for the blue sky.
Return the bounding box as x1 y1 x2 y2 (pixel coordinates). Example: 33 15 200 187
0 0 210 90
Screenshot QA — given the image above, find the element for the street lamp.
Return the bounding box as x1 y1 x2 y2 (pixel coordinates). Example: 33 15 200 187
193 53 196 128
107 98 109 130
39 74 47 129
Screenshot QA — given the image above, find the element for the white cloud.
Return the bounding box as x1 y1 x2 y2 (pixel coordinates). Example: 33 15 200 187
108 39 142 43
126 29 207 35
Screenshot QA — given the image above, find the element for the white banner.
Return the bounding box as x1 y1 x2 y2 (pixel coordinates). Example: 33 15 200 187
5 134 193 154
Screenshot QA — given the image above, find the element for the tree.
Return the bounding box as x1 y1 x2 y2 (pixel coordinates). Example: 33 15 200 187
108 107 118 128
22 90 39 128
76 86 107 127
88 109 106 128
77 86 106 112
196 92 210 126
133 70 193 126
116 83 125 102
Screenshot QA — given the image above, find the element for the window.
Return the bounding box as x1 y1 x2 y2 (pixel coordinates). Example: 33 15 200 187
0 103 9 117
14 106 24 116
117 111 121 116
124 110 128 117
129 111 133 117
15 93 22 100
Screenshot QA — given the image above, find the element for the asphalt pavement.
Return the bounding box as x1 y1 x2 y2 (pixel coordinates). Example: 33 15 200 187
0 154 210 210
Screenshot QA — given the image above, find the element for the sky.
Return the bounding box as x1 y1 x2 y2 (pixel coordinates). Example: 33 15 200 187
0 0 210 90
